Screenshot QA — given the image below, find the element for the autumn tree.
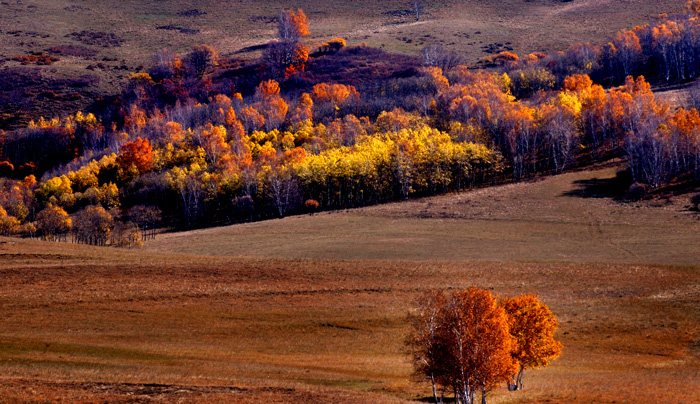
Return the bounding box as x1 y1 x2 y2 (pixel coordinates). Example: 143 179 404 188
311 83 360 119
35 205 72 241
500 295 563 391
278 9 310 42
194 124 231 166
445 288 517 404
254 80 289 131
186 44 219 79
257 144 306 217
408 287 517 404
35 175 73 207
116 137 154 177
239 106 266 133
289 93 314 126
166 163 212 228
612 30 642 78
0 206 20 236
408 290 449 403
412 0 425 21
265 9 310 77
72 205 114 246
408 289 563 404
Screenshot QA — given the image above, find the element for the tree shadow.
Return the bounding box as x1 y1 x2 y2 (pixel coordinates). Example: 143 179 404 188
561 170 632 200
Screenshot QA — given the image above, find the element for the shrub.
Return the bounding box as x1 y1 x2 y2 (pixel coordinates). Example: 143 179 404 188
626 182 649 201
318 38 346 54
305 199 320 212
511 67 556 98
690 193 700 210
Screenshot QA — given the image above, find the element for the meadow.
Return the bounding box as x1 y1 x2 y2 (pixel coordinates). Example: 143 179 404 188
1 165 699 403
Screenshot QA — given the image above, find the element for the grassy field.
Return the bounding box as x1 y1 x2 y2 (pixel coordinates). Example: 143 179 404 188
1 165 699 403
148 165 700 266
2 0 689 63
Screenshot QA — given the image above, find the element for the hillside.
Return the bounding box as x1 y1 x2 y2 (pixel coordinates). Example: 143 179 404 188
2 0 688 67
2 165 699 403
0 0 688 123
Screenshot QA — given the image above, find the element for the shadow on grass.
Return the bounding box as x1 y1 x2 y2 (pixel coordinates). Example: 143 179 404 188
561 170 632 199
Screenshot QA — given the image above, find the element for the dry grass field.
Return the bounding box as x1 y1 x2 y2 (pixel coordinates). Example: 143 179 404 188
149 165 700 266
1 165 699 403
2 0 689 65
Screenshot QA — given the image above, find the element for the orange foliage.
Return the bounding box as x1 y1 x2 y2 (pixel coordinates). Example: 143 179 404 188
290 93 313 125
311 83 359 109
124 104 147 136
318 37 347 53
327 114 368 146
444 288 517 401
256 80 282 102
254 80 289 131
116 137 154 175
239 106 266 132
376 108 413 132
164 121 185 144
199 124 231 165
562 74 593 92
423 66 450 92
501 294 563 390
488 51 520 67
292 43 309 69
278 9 310 41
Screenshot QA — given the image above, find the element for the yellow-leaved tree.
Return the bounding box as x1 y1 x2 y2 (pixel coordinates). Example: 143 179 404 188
500 294 563 391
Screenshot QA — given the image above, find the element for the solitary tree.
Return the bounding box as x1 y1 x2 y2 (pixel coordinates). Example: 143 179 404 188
278 9 310 42
500 294 563 391
412 0 425 21
265 9 310 77
186 44 219 79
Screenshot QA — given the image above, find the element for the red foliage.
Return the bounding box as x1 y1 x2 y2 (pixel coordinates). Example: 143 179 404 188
116 137 154 175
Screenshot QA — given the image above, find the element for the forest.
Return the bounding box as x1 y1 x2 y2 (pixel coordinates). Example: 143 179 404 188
3 4 700 243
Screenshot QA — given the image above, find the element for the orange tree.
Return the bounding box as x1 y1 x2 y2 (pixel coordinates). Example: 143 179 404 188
500 294 563 391
408 289 562 403
408 287 517 404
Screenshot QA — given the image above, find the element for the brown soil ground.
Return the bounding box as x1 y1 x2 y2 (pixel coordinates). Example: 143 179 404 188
1 165 699 403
